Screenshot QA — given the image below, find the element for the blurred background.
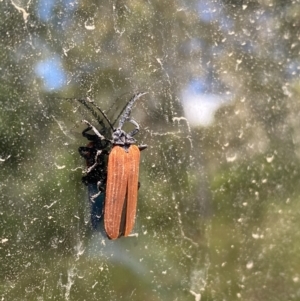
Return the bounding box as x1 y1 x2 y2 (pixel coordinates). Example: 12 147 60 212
1 0 300 300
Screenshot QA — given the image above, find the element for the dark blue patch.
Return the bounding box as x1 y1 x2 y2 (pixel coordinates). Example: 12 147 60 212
88 184 105 230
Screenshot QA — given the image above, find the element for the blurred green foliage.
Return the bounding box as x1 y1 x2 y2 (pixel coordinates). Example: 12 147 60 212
1 0 300 300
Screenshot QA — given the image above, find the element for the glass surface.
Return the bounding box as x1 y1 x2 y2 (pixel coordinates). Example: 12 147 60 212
1 0 300 300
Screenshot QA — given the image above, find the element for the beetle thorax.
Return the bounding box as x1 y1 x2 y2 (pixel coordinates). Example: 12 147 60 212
112 128 136 151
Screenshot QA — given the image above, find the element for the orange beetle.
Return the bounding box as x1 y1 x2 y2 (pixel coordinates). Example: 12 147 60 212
104 92 147 239
79 93 147 239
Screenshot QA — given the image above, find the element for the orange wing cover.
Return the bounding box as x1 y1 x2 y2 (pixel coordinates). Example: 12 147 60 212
104 145 140 239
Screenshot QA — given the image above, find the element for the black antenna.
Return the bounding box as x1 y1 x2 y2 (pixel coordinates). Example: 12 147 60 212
86 99 114 131
118 92 148 129
87 92 131 128
105 92 130 117
60 93 147 133
63 97 107 129
111 98 129 128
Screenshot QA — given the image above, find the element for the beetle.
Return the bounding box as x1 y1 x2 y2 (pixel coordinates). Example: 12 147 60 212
78 92 147 239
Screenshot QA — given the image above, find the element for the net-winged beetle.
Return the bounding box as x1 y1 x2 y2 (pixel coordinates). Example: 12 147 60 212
78 92 147 239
